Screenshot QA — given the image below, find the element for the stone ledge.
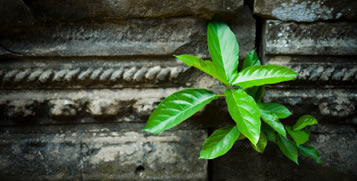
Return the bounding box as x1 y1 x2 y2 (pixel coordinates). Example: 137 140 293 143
0 18 206 57
0 124 207 180
254 0 357 22
0 0 244 24
263 20 357 55
0 88 355 125
0 6 255 59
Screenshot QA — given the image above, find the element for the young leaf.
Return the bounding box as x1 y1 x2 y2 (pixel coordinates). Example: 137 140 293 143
260 109 286 137
293 115 318 131
251 132 267 153
199 126 240 159
286 126 309 145
144 89 216 134
232 65 298 88
242 49 261 70
298 145 321 163
277 134 299 164
262 122 277 143
207 22 239 84
258 102 292 119
174 54 228 85
225 88 261 145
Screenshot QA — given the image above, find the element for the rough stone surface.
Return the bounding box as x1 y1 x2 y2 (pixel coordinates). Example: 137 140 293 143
212 124 357 181
0 10 255 59
0 88 179 124
0 0 243 24
0 19 206 57
0 124 207 180
0 1 356 180
0 87 355 125
264 20 357 55
264 56 357 86
254 0 357 22
264 88 357 120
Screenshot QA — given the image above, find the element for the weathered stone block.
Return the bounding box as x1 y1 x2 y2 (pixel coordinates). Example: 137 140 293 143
254 0 357 22
264 88 357 119
0 125 207 180
212 124 357 180
264 20 357 55
0 6 255 59
0 19 206 57
0 0 243 24
0 88 179 124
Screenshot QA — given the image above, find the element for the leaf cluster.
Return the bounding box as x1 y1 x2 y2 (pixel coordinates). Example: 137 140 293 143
144 22 320 164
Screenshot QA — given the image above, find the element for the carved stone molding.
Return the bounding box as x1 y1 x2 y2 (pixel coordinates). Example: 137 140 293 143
0 60 190 88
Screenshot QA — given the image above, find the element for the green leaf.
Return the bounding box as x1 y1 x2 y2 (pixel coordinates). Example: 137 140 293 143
259 109 286 137
277 134 299 164
207 22 239 84
242 49 261 70
225 88 261 145
255 86 265 102
298 145 321 163
286 126 309 145
174 54 228 85
144 89 216 134
293 115 318 131
262 122 276 143
251 132 267 153
199 126 240 159
232 65 298 88
242 50 264 102
258 102 292 119
246 86 264 102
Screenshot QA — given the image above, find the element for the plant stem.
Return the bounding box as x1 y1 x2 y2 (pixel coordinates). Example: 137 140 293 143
216 94 225 97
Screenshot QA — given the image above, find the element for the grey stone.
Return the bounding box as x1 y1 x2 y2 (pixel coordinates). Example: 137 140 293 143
212 124 357 181
254 0 357 22
0 8 256 59
1 87 355 125
0 88 181 124
264 56 357 85
263 20 357 55
0 18 206 57
230 5 256 59
0 0 243 24
263 88 357 119
0 58 189 89
0 124 207 180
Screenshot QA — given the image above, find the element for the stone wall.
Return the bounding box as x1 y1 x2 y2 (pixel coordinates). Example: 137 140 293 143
0 0 356 180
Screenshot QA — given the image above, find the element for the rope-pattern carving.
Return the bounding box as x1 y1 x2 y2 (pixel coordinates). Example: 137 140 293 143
288 64 357 82
0 66 188 84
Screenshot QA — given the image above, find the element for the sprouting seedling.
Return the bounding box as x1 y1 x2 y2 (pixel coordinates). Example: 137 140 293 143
144 22 320 164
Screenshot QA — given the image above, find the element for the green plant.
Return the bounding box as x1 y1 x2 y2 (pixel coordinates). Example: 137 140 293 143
144 22 320 164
